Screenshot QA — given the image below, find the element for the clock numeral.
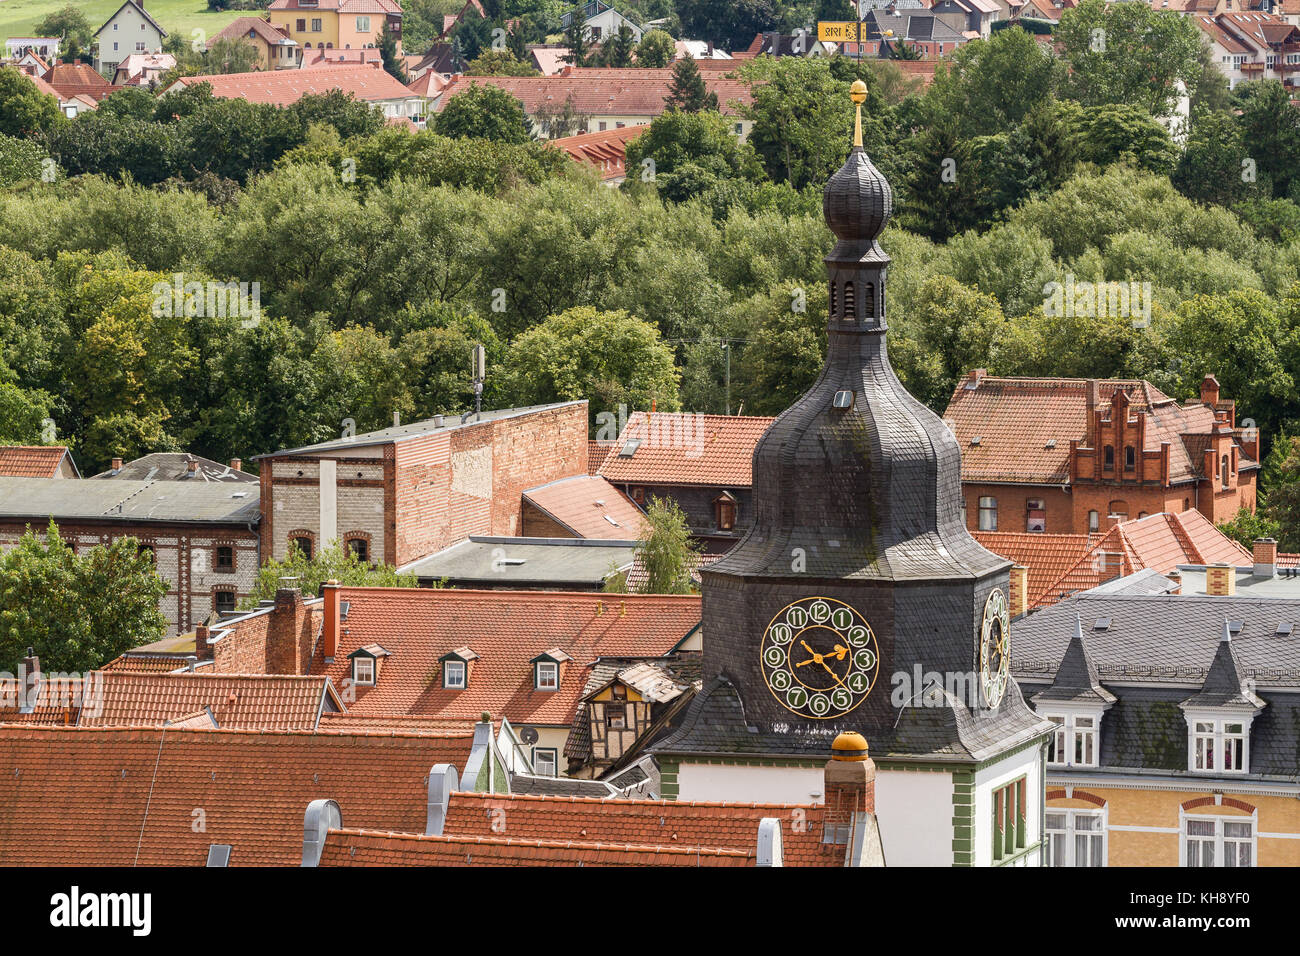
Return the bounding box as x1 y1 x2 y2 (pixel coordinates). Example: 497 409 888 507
831 688 851 710
770 623 792 644
809 600 830 623
786 687 807 709
848 625 868 646
854 649 876 671
787 606 807 628
764 646 786 668
808 693 831 716
771 669 792 690
847 671 869 693
831 607 853 630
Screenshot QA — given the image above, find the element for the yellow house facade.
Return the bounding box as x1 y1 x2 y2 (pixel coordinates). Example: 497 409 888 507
267 0 403 54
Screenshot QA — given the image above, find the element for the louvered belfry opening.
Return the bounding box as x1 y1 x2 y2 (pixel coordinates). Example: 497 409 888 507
843 281 855 320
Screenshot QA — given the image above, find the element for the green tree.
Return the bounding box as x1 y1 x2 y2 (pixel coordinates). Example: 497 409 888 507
1235 80 1300 200
33 5 94 62
206 36 261 74
1264 436 1300 552
434 84 532 143
0 133 47 186
1217 506 1281 552
0 67 64 138
602 25 637 67
1074 103 1179 176
378 21 409 83
634 497 702 594
466 49 540 75
625 108 762 201
240 541 420 608
562 6 591 66
636 29 675 67
0 521 166 673
1055 0 1201 115
500 307 681 428
665 56 719 112
676 0 776 49
923 28 1061 138
1173 111 1251 206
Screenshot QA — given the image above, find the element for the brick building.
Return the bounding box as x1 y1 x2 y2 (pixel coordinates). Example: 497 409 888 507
253 403 588 568
943 371 1259 536
0 476 259 636
597 412 774 554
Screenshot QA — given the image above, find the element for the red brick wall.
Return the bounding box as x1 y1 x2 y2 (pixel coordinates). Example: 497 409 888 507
521 502 577 538
210 592 320 675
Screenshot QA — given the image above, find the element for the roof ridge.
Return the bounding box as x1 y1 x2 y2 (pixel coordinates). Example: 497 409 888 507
451 790 820 810
329 828 753 856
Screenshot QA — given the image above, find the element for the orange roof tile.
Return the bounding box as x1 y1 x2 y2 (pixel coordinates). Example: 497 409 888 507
522 475 645 538
318 827 755 865
44 62 113 101
974 531 1097 607
435 68 754 118
441 791 840 865
597 412 774 487
100 653 192 673
943 375 1233 484
0 725 475 865
212 15 293 47
0 445 72 478
319 712 483 734
79 672 341 730
168 63 417 106
552 124 645 180
588 440 616 475
1032 511 1251 607
312 587 701 724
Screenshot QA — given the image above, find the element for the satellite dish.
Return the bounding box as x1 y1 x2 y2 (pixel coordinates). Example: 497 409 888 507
520 726 539 746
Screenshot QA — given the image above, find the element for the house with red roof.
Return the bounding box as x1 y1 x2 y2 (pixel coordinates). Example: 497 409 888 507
210 16 300 70
432 67 755 139
551 123 646 183
267 0 404 56
43 61 114 104
160 63 426 125
0 445 78 478
520 474 644 539
944 371 1259 536
1194 10 1300 88
200 580 702 778
597 411 774 552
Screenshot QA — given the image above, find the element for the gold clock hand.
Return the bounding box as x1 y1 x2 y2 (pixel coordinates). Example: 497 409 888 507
819 659 847 689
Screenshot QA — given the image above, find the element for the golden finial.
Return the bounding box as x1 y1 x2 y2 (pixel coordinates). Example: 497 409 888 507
850 79 867 148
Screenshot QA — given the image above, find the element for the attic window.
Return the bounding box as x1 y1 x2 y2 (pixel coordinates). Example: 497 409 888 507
1093 618 1111 631
536 661 558 691
970 436 982 446
619 439 641 457
206 845 232 867
353 657 374 685
1228 620 1243 635
832 390 853 409
444 660 466 689
1277 623 1294 637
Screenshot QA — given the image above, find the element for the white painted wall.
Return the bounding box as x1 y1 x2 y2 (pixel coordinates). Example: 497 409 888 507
875 768 955 867
319 457 337 548
676 762 825 804
973 745 1044 867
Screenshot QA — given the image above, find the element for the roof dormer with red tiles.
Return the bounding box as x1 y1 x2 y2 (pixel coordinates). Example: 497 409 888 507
944 372 1259 536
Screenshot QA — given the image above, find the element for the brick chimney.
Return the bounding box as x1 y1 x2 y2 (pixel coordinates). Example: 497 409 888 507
187 460 199 477
267 579 313 674
194 624 213 661
1206 563 1236 596
322 579 341 661
19 647 40 712
1165 571 1182 595
110 457 123 473
1008 565 1029 618
229 458 242 472
824 732 876 814
1201 374 1220 407
1253 537 1277 579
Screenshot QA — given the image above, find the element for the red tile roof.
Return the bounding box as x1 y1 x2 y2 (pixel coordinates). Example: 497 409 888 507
440 791 840 865
0 725 475 865
552 124 645 180
434 68 754 118
0 445 72 478
44 62 113 101
522 475 645 538
588 440 616 474
167 63 417 106
0 675 82 726
100 653 191 673
300 47 385 68
318 712 482 734
1030 511 1251 608
212 15 293 46
974 531 1098 608
597 412 774 487
407 67 449 97
79 672 342 730
312 587 701 725
318 827 755 865
943 375 1234 484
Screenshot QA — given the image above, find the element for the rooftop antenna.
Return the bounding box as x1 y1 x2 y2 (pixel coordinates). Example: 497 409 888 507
471 344 486 419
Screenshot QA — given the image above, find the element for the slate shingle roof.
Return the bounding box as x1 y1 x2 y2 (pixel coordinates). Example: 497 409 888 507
597 412 774 488
0 725 475 865
1033 614 1115 705
313 587 701 725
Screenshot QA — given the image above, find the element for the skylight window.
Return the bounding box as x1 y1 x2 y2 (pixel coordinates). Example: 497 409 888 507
619 439 641 457
1275 623 1292 637
832 390 853 409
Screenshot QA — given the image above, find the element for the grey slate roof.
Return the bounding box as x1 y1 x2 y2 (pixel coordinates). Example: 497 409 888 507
399 535 637 588
90 453 255 483
1032 614 1116 705
864 11 967 43
1180 622 1266 710
1015 593 1300 782
255 402 583 458
0 477 259 525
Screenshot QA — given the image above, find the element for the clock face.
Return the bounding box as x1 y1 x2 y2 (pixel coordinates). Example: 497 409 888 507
980 587 1011 709
760 597 880 720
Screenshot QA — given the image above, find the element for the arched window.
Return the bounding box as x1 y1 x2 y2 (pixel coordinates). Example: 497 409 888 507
843 281 855 318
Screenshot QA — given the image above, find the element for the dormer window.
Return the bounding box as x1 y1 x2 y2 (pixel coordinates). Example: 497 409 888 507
348 644 389 687
438 647 477 689
536 661 558 690
1044 712 1100 768
714 491 738 531
1189 718 1249 773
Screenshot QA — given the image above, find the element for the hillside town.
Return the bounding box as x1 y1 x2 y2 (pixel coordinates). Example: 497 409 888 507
0 0 1295 914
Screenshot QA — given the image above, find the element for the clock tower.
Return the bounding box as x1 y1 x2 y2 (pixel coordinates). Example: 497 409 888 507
654 81 1052 866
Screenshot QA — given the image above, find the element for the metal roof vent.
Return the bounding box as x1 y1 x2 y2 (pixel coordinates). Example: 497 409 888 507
970 436 982 446
1228 620 1244 635
1093 617 1111 631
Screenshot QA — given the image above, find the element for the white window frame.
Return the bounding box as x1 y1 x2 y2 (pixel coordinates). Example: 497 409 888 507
1044 807 1107 867
1042 710 1102 768
1180 813 1256 867
1184 713 1252 774
443 659 466 689
357 15 370 31
353 657 375 685
978 496 998 531
533 747 558 776
535 661 558 691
